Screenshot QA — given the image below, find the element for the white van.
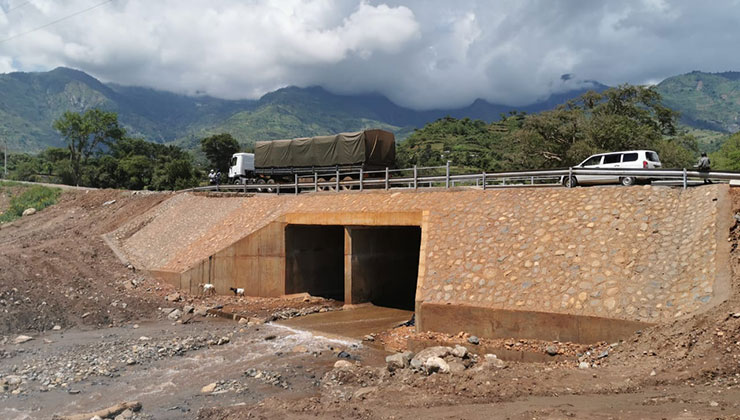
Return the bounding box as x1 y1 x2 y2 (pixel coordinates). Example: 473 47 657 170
563 150 661 187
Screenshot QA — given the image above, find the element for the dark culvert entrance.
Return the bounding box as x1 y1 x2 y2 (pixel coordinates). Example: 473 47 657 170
347 226 421 311
285 225 345 301
284 224 421 310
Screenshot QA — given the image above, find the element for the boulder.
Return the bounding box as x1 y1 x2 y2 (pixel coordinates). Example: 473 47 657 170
193 306 209 316
411 346 452 368
352 386 377 400
467 336 480 345
423 356 450 374
385 352 413 372
21 208 36 217
200 382 217 393
447 360 467 374
167 309 182 320
165 293 181 302
545 345 559 356
483 354 506 368
334 360 354 369
13 335 33 344
451 345 468 358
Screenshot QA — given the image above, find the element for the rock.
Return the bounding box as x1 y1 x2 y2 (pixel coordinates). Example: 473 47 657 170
545 345 559 356
451 345 468 358
165 293 181 302
193 306 209 316
102 199 117 206
200 382 217 393
292 345 308 353
5 375 22 386
467 336 480 345
216 336 230 345
710 401 719 407
21 208 36 216
448 360 467 374
597 350 609 359
160 307 175 315
167 309 182 320
386 352 412 372
238 317 249 325
337 351 352 359
352 386 377 400
334 360 354 369
52 325 61 331
362 334 375 342
578 361 590 369
423 356 450 374
411 346 452 367
410 358 423 371
650 369 656 376
182 305 194 314
13 335 33 344
483 354 506 368
732 312 740 319
248 317 266 325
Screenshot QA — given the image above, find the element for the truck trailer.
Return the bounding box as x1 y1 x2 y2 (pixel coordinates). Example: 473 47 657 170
228 129 396 188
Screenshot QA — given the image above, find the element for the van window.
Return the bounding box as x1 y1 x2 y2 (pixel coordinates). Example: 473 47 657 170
582 155 602 166
603 154 621 164
646 152 660 162
622 153 638 162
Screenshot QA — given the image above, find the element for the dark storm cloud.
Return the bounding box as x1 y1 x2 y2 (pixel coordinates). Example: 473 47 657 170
1 0 739 109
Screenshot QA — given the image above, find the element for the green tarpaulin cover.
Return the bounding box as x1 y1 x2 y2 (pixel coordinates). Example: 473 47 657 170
255 129 395 169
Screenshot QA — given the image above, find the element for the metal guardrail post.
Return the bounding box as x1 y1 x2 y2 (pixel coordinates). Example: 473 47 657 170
413 165 418 189
277 183 280 195
445 161 450 188
295 174 299 195
385 167 389 190
359 168 364 191
683 168 687 189
314 172 318 192
568 167 573 188
482 172 486 190
336 168 340 192
531 176 534 185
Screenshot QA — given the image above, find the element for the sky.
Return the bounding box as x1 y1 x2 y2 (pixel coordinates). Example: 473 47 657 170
1 0 740 110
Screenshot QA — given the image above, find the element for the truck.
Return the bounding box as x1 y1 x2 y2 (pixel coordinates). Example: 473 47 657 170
228 129 396 189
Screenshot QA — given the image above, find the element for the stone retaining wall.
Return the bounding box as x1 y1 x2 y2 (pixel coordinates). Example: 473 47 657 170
114 185 730 324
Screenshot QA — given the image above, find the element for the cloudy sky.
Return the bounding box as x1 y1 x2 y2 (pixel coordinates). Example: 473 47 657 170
1 0 739 109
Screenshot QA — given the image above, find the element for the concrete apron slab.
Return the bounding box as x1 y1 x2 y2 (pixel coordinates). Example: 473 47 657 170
275 305 412 341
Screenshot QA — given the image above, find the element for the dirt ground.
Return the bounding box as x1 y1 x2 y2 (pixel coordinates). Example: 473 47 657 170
2 187 740 419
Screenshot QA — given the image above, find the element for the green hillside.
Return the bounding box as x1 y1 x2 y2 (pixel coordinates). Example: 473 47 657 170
657 71 740 134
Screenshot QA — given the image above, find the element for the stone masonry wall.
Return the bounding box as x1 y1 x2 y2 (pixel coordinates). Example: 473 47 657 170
114 185 728 323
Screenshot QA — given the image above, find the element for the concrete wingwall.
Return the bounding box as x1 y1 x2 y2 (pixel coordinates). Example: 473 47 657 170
116 185 731 343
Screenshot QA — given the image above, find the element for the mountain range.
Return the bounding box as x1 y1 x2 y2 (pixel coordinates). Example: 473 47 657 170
0 67 737 153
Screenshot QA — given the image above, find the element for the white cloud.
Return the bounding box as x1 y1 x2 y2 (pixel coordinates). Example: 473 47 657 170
1 0 740 109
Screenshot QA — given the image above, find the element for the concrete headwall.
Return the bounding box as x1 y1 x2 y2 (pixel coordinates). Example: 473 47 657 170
114 185 731 341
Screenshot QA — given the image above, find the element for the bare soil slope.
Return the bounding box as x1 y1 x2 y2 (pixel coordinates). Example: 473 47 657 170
0 189 172 335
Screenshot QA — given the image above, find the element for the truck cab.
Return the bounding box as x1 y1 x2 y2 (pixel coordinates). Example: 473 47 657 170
228 153 255 183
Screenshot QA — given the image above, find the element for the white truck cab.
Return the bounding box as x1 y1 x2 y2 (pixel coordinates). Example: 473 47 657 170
228 153 255 183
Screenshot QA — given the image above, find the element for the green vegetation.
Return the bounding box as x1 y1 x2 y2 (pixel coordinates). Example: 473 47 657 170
656 71 740 133
201 133 240 173
711 132 740 171
399 85 700 171
0 182 61 223
2 110 202 190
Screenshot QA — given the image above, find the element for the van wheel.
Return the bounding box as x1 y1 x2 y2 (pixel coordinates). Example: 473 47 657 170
620 176 635 186
562 176 578 188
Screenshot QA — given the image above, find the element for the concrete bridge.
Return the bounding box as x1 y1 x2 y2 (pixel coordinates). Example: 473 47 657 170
106 184 732 344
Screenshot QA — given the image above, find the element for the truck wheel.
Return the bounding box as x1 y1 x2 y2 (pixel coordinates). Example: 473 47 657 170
620 176 635 186
256 178 266 192
317 177 328 191
341 176 354 190
266 179 276 192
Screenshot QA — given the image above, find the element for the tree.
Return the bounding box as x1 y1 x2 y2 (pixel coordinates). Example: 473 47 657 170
200 133 239 173
53 109 125 185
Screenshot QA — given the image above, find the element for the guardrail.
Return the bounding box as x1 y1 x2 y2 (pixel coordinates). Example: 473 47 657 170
185 162 738 194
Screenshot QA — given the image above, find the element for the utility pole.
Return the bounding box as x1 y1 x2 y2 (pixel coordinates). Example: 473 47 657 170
2 138 6 179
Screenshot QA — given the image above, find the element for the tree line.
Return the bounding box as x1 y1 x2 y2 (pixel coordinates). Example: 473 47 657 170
1 110 240 190
397 85 707 172
1 84 736 190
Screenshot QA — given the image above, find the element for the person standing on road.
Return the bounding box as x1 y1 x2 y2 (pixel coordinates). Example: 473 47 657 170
697 152 712 184
208 169 216 185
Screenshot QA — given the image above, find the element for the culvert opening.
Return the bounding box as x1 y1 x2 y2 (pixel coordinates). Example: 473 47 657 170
284 224 421 311
348 226 421 311
285 225 345 300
